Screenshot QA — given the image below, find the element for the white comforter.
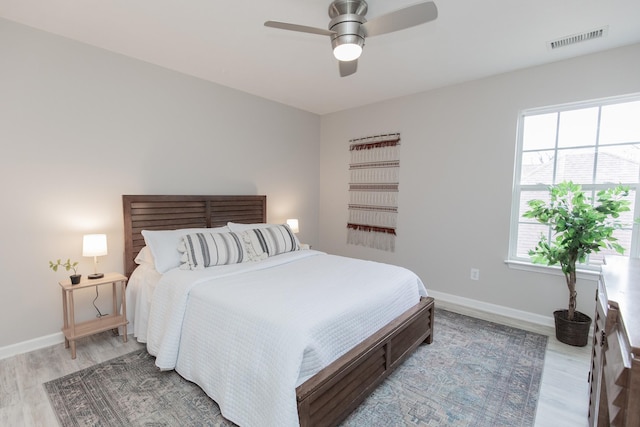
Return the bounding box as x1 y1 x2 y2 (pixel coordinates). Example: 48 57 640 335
145 250 427 427
125 263 161 342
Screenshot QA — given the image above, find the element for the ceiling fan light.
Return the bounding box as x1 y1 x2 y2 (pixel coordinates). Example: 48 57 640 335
333 43 362 61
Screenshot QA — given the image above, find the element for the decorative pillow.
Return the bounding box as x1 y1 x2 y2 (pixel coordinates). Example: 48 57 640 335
178 231 249 270
141 226 230 273
241 224 300 257
240 231 269 262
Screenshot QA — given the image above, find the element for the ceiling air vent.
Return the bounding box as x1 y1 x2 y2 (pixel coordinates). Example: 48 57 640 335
548 26 608 50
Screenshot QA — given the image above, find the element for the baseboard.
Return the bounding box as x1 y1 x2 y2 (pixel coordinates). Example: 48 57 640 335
0 332 65 360
428 290 556 331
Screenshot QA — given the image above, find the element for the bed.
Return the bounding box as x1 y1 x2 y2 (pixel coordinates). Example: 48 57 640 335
122 195 434 427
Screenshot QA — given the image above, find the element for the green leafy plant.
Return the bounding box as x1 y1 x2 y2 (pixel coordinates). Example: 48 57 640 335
49 258 79 275
523 181 632 321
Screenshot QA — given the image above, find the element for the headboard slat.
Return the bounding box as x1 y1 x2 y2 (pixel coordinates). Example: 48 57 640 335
123 195 267 277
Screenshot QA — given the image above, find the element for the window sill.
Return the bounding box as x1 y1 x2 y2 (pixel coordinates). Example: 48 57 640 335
505 259 600 282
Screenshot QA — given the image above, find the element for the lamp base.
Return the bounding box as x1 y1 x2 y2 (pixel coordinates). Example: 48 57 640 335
88 273 104 280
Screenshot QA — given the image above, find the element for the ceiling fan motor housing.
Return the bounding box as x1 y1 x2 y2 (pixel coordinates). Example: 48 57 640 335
328 0 368 52
329 0 368 17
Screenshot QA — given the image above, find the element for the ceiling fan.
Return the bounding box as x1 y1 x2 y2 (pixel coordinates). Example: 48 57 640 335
264 0 438 77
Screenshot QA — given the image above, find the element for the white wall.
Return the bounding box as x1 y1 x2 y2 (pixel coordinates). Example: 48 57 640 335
319 43 640 323
3 14 638 353
0 19 320 349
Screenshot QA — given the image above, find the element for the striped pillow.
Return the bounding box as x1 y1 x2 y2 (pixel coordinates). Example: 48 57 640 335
178 232 248 270
241 224 300 258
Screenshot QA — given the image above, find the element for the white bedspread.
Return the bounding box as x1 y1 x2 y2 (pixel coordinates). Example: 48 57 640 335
125 263 161 342
146 250 427 427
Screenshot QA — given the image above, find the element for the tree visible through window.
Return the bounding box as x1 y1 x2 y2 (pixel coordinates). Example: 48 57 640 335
510 94 640 268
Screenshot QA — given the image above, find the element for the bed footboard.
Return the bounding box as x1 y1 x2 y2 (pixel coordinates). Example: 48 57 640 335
296 296 435 427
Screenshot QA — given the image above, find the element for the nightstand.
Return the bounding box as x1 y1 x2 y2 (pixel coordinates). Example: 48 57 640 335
59 272 128 359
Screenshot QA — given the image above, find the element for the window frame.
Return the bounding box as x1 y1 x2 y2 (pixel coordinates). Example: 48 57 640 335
508 93 640 273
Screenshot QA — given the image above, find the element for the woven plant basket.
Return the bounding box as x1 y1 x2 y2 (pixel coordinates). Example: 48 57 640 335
553 310 592 347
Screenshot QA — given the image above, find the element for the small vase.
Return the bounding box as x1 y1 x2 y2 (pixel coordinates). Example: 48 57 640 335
70 274 82 285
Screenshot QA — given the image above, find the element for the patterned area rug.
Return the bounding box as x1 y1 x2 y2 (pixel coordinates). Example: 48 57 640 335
343 309 547 427
44 309 547 427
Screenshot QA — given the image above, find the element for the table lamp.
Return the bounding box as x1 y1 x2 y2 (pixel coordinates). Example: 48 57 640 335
83 234 107 279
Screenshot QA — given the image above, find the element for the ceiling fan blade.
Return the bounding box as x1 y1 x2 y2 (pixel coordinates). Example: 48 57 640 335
264 21 335 37
339 59 358 77
361 1 438 37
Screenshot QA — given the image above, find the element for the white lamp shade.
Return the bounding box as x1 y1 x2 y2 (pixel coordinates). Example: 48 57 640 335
83 234 108 257
286 219 300 234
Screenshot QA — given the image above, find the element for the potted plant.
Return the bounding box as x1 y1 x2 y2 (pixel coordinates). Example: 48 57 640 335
523 181 631 346
49 258 82 285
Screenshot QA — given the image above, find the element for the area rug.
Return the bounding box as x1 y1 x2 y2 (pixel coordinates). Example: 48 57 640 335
44 309 547 427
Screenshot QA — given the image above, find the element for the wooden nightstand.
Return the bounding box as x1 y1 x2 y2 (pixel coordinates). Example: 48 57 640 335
59 272 128 359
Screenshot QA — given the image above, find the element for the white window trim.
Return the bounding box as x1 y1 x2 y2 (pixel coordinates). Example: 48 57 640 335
508 92 640 270
504 259 600 282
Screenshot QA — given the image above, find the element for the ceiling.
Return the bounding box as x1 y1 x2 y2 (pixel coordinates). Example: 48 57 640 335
1 0 639 115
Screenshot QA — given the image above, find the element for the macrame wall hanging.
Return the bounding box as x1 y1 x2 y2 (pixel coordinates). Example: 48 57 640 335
347 133 400 252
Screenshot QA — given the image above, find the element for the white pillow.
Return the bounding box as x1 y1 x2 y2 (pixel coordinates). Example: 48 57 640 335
141 226 230 273
227 222 273 232
178 231 249 270
134 246 154 265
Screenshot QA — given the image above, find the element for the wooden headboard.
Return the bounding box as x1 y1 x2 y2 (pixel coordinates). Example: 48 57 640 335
122 195 267 277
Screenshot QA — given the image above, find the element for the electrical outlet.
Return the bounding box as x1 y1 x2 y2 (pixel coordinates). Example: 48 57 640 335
470 268 480 281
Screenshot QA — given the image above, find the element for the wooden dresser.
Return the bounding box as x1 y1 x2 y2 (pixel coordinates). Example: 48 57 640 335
588 256 640 427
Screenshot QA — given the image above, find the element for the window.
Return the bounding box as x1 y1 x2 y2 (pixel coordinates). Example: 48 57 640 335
509 94 640 269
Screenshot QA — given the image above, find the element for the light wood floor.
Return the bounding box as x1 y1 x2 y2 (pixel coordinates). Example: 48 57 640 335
0 305 591 427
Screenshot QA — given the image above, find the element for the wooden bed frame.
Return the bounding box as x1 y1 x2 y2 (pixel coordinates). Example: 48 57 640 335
122 194 434 427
